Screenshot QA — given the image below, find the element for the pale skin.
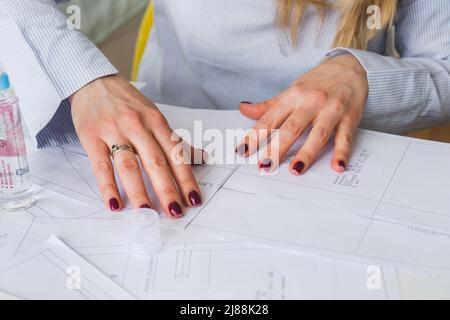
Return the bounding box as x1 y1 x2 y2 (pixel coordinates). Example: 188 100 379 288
237 53 368 175
70 76 203 219
69 53 368 218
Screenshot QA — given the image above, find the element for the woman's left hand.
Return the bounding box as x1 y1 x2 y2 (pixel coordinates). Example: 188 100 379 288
237 54 368 175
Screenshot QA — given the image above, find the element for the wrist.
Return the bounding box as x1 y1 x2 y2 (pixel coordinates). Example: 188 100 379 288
69 74 120 104
332 54 367 78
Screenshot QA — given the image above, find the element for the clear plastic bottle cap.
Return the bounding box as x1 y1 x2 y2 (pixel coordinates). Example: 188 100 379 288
0 65 11 91
124 208 161 255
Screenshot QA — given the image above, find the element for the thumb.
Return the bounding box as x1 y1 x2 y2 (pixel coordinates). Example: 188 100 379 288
239 100 273 120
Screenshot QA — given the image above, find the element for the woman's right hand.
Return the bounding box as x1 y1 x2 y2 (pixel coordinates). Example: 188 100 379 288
69 74 203 219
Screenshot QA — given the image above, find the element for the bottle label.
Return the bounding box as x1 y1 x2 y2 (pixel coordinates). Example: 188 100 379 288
0 103 30 192
0 114 5 140
0 104 27 157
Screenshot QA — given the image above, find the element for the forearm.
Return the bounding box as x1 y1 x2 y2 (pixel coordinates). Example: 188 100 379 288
327 48 450 134
326 0 450 134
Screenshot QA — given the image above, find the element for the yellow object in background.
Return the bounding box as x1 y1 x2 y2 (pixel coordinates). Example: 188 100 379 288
132 1 154 81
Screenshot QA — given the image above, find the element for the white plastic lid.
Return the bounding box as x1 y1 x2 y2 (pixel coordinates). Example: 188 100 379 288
124 208 161 255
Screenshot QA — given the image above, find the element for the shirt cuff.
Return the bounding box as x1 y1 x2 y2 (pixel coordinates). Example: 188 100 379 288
0 8 118 148
24 24 119 102
36 99 80 148
27 23 118 148
326 47 429 133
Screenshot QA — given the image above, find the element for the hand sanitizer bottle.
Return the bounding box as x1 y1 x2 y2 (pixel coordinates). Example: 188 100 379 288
0 65 35 211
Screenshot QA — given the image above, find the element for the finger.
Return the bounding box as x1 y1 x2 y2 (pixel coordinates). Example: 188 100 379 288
168 134 206 165
237 99 293 158
290 115 339 175
110 143 153 209
195 149 209 165
141 108 206 165
239 101 272 120
81 137 122 212
184 140 207 166
129 130 185 219
237 98 278 156
154 127 203 207
259 108 314 173
331 118 357 173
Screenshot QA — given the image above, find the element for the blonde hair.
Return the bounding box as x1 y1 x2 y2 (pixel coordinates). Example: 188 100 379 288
277 0 397 50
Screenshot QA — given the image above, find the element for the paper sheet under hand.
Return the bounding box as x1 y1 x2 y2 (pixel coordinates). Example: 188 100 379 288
4 218 402 300
22 104 450 278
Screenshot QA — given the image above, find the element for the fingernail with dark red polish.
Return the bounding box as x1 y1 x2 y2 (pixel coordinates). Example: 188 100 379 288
140 204 151 209
236 144 249 156
169 202 183 218
339 160 346 170
188 191 202 206
293 161 305 175
259 158 272 172
241 101 253 105
109 198 120 212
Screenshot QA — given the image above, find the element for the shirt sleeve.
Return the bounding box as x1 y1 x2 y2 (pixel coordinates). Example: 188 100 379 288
326 0 450 134
0 0 118 148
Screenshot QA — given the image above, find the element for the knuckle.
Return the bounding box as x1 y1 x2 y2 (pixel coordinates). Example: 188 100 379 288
98 121 118 137
284 118 302 136
179 176 197 188
169 131 183 144
121 109 143 128
341 132 353 147
94 161 113 174
159 186 179 199
329 98 345 114
290 83 306 96
300 149 314 164
150 154 169 169
100 183 117 195
346 112 361 124
307 89 328 105
146 108 168 125
315 126 330 144
118 158 140 172
259 115 276 129
131 190 149 200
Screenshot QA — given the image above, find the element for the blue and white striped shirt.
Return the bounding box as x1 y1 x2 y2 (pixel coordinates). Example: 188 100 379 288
0 0 449 148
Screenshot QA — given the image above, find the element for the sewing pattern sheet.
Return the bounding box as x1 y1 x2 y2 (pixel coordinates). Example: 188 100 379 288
15 104 450 276
0 235 134 300
162 106 450 273
5 218 401 300
0 215 31 257
190 131 450 273
22 105 253 229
